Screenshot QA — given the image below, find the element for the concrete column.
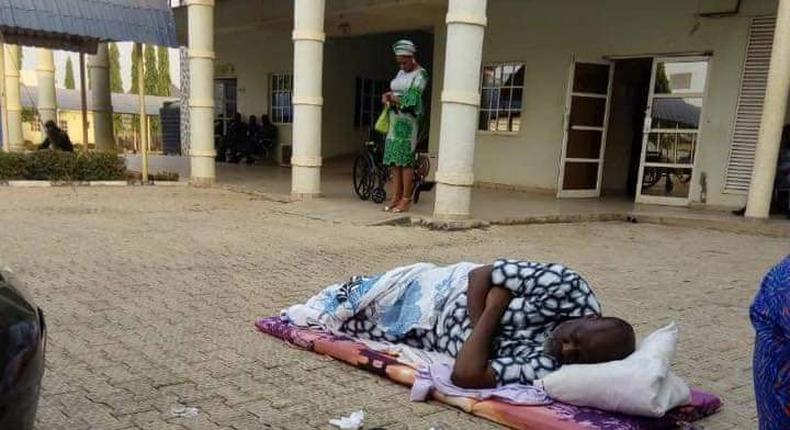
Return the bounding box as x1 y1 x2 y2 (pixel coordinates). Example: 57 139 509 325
291 0 325 198
746 0 790 218
4 44 23 152
433 0 488 219
0 44 8 152
89 44 115 152
36 49 57 126
187 0 216 185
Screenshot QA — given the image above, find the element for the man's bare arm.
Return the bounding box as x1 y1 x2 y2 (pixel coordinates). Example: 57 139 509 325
467 265 494 327
451 286 511 389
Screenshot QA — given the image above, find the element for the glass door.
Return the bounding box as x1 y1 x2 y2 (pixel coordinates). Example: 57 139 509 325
558 60 614 198
636 57 709 205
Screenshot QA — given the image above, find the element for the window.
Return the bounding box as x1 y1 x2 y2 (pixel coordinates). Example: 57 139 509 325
58 120 68 133
214 78 237 135
270 73 293 124
31 115 41 132
354 77 389 130
479 63 525 133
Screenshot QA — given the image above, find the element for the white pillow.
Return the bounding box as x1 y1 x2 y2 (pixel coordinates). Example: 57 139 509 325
534 322 691 417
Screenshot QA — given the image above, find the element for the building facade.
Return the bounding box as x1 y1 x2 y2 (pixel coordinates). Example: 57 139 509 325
173 0 790 217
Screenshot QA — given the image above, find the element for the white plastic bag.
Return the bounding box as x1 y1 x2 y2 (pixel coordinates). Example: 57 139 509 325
329 410 365 430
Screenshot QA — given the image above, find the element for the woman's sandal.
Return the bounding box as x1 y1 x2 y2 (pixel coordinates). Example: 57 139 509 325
383 196 402 212
391 198 412 213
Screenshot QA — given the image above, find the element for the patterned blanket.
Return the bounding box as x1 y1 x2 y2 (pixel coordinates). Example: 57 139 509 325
255 317 722 430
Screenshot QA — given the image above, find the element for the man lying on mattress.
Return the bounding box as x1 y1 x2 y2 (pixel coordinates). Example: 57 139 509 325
282 259 636 389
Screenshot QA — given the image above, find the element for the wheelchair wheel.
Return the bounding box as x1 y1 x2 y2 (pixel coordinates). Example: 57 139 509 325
371 187 387 204
353 154 374 200
413 154 430 204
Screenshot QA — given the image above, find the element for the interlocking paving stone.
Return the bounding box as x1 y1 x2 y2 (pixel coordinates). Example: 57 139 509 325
0 187 782 429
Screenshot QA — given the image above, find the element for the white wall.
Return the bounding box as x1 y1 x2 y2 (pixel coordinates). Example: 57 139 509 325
209 0 785 208
215 25 433 160
466 0 780 207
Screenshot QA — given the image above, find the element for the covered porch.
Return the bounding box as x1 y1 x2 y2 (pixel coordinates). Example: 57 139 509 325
173 0 790 221
126 154 790 237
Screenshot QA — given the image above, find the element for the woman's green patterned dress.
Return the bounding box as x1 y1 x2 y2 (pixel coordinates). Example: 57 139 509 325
383 67 429 167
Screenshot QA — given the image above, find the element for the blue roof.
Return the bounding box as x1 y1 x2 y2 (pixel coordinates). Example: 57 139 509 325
0 0 178 53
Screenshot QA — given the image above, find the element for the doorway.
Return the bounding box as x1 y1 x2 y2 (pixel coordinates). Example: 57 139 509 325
636 57 710 205
601 58 652 198
557 60 614 197
214 78 238 136
600 56 710 205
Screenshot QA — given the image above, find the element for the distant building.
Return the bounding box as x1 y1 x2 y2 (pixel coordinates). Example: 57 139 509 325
19 84 177 152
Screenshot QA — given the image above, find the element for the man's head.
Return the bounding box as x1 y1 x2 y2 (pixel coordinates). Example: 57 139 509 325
545 316 635 365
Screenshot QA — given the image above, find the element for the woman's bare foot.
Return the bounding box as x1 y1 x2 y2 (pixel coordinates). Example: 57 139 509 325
383 195 402 212
391 198 412 213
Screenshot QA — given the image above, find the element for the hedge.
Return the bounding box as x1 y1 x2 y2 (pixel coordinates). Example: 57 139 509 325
0 151 127 181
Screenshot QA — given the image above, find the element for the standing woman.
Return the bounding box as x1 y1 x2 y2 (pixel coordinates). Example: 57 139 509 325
382 40 429 213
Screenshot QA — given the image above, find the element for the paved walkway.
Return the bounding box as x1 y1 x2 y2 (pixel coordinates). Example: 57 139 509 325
0 186 786 429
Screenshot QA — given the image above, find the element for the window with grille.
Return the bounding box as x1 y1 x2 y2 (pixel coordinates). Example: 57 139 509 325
479 63 525 133
354 77 389 130
270 74 293 124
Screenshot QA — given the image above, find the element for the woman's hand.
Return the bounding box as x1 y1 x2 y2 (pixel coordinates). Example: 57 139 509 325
382 92 393 104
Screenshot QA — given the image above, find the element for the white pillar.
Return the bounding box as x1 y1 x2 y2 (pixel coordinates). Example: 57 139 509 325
0 44 8 152
89 44 115 152
746 0 790 218
291 0 325 198
4 44 23 152
433 0 488 219
36 49 57 126
188 0 216 185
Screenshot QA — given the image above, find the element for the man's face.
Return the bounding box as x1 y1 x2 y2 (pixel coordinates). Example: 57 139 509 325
544 316 626 365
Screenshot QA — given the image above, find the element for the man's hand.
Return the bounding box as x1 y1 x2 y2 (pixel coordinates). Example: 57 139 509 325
467 265 493 326
451 286 512 389
485 285 512 312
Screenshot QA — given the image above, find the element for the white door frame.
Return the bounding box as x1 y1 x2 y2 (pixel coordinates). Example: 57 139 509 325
635 56 711 206
557 57 615 198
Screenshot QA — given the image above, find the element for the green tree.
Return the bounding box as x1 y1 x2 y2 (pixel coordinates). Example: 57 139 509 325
144 45 158 96
109 43 125 134
143 45 160 138
156 46 171 96
109 43 124 93
64 56 75 89
130 45 140 94
655 63 671 94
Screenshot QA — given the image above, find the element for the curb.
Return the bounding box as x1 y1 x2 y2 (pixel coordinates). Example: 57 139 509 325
0 180 187 188
408 212 789 238
217 185 294 204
